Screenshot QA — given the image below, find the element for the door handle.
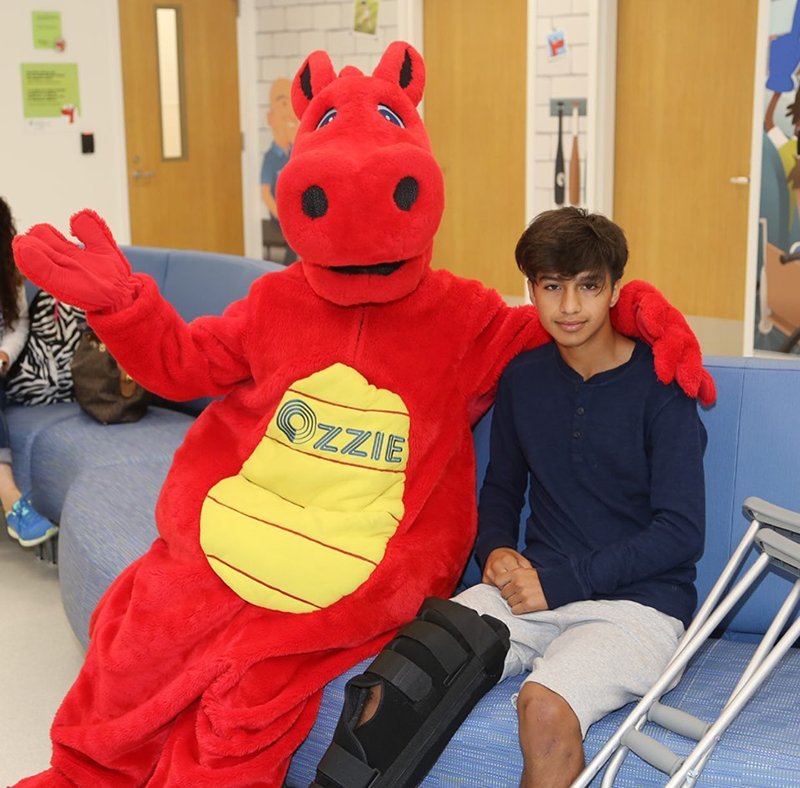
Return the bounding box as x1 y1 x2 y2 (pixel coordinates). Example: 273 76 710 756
132 169 156 179
729 176 750 185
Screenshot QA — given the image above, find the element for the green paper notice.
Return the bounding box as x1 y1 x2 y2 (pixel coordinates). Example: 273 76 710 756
21 63 81 119
32 11 62 49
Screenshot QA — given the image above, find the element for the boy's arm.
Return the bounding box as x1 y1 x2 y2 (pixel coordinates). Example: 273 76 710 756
474 369 530 575
536 393 707 609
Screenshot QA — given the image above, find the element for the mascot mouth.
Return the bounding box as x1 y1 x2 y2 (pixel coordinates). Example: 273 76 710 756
330 261 407 276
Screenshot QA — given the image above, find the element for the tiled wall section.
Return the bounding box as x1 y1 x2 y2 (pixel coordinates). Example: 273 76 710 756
533 0 590 217
255 0 399 166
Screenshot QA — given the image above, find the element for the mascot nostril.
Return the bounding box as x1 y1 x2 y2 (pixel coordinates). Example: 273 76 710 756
394 176 419 212
302 185 328 219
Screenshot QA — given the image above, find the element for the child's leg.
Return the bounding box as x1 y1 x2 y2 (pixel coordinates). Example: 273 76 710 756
517 682 583 788
453 583 560 682
0 406 22 511
0 460 22 511
515 599 683 788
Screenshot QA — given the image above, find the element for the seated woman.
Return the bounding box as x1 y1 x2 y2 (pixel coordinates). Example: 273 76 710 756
0 196 57 547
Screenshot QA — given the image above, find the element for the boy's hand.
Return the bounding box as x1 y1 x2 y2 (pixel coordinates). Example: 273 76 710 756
483 547 532 586
496 567 549 615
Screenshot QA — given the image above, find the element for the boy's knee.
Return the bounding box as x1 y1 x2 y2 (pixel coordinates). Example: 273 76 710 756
517 682 580 742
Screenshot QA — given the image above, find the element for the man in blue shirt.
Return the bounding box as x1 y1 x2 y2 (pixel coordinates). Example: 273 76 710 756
456 207 707 788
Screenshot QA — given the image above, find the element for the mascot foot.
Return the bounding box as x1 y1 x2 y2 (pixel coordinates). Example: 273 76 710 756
310 598 509 788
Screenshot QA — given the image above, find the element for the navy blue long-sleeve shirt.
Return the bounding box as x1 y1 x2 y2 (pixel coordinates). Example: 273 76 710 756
475 341 707 627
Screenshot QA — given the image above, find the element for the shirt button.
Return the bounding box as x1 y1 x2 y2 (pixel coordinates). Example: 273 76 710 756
573 430 581 439
577 407 585 415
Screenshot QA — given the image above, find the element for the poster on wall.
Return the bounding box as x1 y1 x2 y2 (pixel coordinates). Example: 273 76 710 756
32 11 65 51
20 63 80 131
756 0 800 355
260 77 299 265
354 0 379 36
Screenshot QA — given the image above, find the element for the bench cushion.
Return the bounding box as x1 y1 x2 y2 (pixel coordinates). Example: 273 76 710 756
26 406 191 522
287 639 800 788
59 460 172 647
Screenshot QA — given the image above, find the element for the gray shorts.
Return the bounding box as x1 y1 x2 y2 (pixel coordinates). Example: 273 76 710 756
453 584 684 737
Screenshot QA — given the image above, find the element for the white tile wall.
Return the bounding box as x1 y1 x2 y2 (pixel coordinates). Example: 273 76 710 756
533 3 591 216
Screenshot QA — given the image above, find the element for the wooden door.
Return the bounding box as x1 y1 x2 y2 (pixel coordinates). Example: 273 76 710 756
118 0 243 254
614 0 757 319
423 0 527 297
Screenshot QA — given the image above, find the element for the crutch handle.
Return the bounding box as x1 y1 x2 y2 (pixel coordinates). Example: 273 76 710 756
742 497 800 536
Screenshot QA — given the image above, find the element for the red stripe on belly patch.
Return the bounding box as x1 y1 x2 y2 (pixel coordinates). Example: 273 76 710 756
206 495 378 567
206 554 323 610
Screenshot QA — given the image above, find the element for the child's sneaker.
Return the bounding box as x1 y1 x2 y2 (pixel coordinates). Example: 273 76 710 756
6 494 58 547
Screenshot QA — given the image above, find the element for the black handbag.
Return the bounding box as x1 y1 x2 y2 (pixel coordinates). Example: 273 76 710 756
70 331 151 424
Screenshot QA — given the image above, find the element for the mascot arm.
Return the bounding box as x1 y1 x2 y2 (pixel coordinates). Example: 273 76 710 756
13 210 252 400
612 281 716 406
460 281 715 423
460 286 549 425
88 276 252 400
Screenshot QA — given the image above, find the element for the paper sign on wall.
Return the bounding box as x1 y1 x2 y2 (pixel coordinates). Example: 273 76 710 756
32 12 63 49
547 29 568 59
21 63 81 128
354 0 379 35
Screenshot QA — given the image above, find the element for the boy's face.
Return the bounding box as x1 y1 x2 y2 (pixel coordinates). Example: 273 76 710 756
528 270 621 349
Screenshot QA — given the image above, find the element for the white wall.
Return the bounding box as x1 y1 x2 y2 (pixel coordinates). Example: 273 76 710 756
0 1 130 242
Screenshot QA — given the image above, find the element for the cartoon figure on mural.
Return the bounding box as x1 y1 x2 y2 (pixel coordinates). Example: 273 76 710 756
260 77 298 265
758 0 800 354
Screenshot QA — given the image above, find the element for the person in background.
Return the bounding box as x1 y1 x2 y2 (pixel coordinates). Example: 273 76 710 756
0 196 58 547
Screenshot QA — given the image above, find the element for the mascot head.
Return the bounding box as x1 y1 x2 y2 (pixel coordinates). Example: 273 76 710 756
277 42 445 307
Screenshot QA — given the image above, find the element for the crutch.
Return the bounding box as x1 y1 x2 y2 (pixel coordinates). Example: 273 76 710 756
570 496 800 788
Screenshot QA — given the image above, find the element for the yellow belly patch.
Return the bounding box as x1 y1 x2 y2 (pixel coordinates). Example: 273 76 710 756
200 364 409 612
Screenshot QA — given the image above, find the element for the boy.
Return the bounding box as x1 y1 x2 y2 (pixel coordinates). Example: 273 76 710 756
455 206 707 788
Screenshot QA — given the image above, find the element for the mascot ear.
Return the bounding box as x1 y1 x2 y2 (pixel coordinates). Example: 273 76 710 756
372 41 425 107
292 50 337 119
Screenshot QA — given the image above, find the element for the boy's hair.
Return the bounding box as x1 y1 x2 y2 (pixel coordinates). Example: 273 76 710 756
515 207 628 285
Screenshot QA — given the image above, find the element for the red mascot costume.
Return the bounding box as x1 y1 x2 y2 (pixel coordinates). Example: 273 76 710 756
11 42 714 788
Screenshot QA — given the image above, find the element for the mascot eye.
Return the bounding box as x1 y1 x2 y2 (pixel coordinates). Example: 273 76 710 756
316 108 337 130
378 104 404 128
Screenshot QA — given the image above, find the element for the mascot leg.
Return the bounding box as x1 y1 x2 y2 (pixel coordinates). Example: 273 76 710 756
310 598 509 788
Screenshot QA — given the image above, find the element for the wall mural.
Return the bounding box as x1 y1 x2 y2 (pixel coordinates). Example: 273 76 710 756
260 77 298 265
757 0 800 354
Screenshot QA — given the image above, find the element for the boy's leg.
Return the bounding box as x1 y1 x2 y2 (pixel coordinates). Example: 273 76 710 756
515 599 683 788
453 583 560 681
517 683 583 788
311 594 513 788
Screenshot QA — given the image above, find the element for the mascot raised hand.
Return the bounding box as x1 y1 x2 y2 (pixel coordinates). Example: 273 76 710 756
11 42 714 788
